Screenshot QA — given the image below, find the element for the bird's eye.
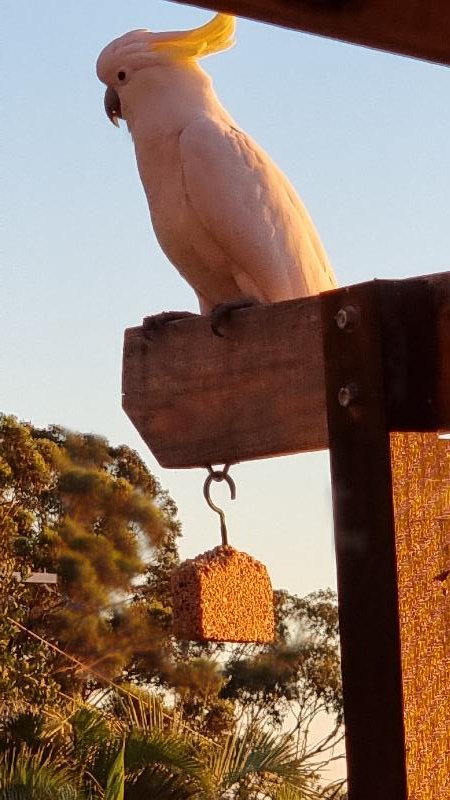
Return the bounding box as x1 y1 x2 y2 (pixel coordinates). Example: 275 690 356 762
117 70 126 81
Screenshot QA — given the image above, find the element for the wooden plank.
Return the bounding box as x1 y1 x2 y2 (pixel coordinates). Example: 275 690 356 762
122 272 450 469
390 431 450 799
178 0 450 65
321 281 408 800
122 295 328 468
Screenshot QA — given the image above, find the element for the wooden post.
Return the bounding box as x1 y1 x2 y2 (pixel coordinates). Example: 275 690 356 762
122 273 450 799
321 282 407 799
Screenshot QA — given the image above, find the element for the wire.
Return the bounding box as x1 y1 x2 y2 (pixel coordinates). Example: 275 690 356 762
7 616 151 702
6 615 216 744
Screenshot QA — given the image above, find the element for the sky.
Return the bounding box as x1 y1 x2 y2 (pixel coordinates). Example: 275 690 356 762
2 0 450 602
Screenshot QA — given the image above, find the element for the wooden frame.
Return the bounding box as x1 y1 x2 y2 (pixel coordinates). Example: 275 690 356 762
123 273 450 798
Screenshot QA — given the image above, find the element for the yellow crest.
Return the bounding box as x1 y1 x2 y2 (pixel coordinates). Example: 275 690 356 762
151 13 236 59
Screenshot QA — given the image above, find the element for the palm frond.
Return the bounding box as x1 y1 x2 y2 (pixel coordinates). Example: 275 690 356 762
0 712 45 753
124 728 213 799
125 728 205 780
104 688 166 733
105 738 125 800
210 726 319 796
0 746 86 800
126 765 202 800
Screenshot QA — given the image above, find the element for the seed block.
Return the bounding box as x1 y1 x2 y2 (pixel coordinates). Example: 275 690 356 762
171 545 275 643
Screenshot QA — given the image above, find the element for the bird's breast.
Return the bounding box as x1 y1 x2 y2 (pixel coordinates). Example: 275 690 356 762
132 132 242 308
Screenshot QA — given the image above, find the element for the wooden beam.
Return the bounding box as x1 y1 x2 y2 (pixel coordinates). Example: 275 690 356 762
123 295 327 468
176 0 450 66
122 272 450 469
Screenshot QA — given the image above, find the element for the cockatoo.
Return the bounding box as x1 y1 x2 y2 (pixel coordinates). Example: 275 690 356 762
96 13 337 333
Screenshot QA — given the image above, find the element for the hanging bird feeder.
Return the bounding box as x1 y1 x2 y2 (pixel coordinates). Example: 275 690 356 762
171 465 275 643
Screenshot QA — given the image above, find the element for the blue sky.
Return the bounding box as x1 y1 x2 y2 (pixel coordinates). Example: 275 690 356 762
2 0 450 599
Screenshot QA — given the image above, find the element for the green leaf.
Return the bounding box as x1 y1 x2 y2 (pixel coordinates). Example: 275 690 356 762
105 739 125 800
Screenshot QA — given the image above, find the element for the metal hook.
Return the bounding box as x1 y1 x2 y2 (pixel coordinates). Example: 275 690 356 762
203 464 236 546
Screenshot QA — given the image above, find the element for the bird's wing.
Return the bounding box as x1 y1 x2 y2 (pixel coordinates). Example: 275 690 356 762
179 115 337 304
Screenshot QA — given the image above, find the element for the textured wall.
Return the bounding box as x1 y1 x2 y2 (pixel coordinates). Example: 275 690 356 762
390 432 450 799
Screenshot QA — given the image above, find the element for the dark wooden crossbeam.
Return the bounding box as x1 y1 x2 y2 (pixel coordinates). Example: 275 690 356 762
123 272 450 469
175 0 450 65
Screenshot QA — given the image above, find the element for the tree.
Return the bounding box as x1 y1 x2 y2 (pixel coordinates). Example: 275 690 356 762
0 554 62 715
0 414 181 702
0 414 63 712
156 590 345 793
219 589 344 782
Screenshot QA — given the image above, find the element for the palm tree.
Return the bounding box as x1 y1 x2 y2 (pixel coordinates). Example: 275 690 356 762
66 696 322 799
0 696 326 799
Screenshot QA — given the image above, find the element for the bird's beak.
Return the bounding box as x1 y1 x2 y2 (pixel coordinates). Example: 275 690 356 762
104 86 122 127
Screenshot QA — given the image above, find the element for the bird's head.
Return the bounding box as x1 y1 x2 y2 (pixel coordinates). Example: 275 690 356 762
96 13 235 127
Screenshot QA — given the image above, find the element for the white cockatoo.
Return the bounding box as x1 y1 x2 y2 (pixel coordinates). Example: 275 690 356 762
96 13 337 332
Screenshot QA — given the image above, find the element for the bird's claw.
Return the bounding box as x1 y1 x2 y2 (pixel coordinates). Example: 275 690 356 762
210 299 261 337
142 311 197 340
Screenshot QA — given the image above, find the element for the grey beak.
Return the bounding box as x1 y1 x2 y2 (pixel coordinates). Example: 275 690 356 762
104 86 122 127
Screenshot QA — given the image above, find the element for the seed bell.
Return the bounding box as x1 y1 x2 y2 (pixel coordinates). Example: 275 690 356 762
171 466 275 643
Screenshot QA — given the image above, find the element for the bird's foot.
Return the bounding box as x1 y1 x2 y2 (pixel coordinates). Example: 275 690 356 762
211 298 261 337
142 311 198 340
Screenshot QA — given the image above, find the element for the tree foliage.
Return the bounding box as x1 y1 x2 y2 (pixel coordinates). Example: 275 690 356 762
0 414 180 701
222 589 342 724
1 414 344 795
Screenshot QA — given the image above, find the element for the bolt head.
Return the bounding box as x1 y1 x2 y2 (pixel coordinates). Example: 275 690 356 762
336 309 349 330
338 383 359 407
335 305 359 331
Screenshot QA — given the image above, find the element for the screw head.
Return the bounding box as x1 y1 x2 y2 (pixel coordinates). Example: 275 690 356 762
338 383 359 407
335 305 359 331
